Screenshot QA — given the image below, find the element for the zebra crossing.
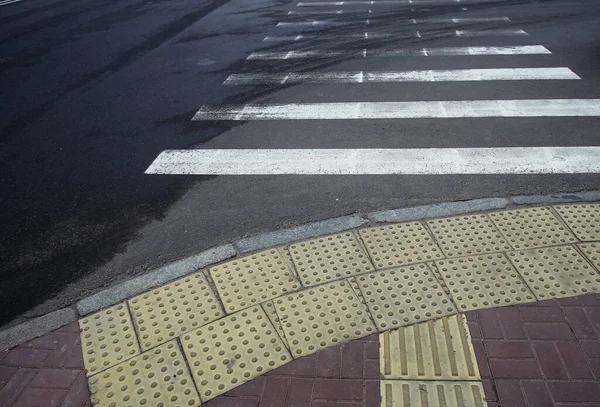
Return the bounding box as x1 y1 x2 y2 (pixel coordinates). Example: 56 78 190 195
145 0 599 175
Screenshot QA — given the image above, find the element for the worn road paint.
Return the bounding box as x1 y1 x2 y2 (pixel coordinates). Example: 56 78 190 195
263 29 527 41
223 68 579 85
247 46 551 59
192 100 600 120
145 148 600 175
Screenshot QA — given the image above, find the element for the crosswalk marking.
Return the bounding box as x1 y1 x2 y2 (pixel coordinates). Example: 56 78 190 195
297 0 503 6
223 68 579 85
287 9 367 14
276 16 510 27
145 148 600 175
193 100 600 120
0 0 21 6
263 29 527 41
247 46 551 60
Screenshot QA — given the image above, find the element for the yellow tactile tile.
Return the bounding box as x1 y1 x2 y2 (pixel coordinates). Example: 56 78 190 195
508 245 600 300
289 232 374 287
554 203 600 241
427 214 512 258
436 254 535 311
210 248 301 314
380 315 479 380
356 264 457 331
88 340 200 407
128 272 224 351
380 380 487 407
489 207 577 249
348 277 368 307
261 300 288 348
275 280 376 358
427 261 450 295
181 305 291 402
579 242 600 271
359 222 444 269
80 303 141 376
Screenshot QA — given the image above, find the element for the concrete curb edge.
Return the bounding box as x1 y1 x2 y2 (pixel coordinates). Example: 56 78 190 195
2 190 598 350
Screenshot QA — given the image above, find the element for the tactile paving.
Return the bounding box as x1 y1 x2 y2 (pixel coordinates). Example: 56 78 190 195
348 277 367 307
428 261 450 295
261 300 288 348
275 280 376 358
88 340 199 407
128 272 224 351
181 305 291 402
435 254 535 311
289 232 374 287
554 203 600 241
359 222 443 269
579 242 600 271
508 246 600 300
356 264 457 331
380 380 487 407
210 248 301 314
380 315 479 380
80 303 141 376
427 214 512 258
489 207 577 249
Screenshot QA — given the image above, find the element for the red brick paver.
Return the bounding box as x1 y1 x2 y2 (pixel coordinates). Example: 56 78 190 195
467 294 600 406
0 322 89 407
204 334 381 406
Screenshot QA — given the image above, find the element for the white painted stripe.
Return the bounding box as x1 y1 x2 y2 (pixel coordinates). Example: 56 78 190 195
193 100 600 120
412 16 510 22
247 45 550 59
276 20 368 26
276 17 512 27
263 29 526 41
145 148 600 175
0 0 22 6
223 68 580 85
297 0 502 6
288 10 346 14
456 29 527 36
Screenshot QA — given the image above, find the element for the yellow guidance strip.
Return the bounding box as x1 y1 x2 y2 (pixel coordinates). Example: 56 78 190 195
380 315 479 381
427 214 512 258
489 206 577 249
88 341 200 407
210 248 301 314
356 263 457 331
181 305 291 402
275 280 376 358
289 232 374 287
128 271 224 351
579 242 600 271
436 254 535 311
359 222 443 269
554 203 600 241
381 380 487 407
80 303 140 376
508 245 600 299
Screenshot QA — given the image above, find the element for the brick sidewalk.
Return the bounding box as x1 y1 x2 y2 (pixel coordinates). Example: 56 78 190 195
2 295 600 406
467 294 600 407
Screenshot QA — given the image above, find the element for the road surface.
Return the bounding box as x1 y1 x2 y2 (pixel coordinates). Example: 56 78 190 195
1 0 599 325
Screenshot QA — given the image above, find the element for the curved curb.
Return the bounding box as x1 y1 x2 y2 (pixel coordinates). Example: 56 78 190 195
1 190 598 351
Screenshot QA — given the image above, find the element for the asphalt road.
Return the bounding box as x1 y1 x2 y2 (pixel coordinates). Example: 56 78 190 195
1 0 600 326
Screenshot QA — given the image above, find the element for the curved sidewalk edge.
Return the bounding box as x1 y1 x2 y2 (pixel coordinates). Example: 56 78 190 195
0 190 598 351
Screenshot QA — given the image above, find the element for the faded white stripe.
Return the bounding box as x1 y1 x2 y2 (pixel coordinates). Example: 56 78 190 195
0 0 21 6
298 0 502 6
413 16 510 22
247 45 550 59
145 148 600 175
263 29 527 41
223 68 579 85
276 20 368 26
193 100 600 120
